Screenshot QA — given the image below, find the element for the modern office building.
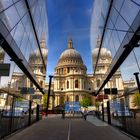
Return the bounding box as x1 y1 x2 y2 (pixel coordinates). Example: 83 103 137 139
0 0 48 108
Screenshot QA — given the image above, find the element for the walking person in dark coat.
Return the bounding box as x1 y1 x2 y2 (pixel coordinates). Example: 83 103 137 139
83 109 87 120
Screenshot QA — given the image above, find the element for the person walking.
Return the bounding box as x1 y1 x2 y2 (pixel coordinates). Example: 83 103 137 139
83 109 87 120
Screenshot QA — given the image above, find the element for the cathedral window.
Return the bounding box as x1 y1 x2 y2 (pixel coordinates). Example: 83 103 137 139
67 80 69 89
97 79 100 88
75 79 79 88
61 68 63 74
75 95 79 101
67 67 69 73
66 96 69 101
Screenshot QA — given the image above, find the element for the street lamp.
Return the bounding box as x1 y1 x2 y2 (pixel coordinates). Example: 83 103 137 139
72 68 74 116
134 72 140 93
46 75 53 116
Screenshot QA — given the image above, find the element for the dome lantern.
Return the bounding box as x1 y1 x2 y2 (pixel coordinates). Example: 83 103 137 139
67 37 73 49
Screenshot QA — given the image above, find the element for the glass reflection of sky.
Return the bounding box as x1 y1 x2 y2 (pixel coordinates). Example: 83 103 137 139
0 0 139 85
90 0 140 82
0 0 48 87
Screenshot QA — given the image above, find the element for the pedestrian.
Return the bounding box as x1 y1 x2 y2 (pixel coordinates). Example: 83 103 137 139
83 109 87 120
61 107 65 119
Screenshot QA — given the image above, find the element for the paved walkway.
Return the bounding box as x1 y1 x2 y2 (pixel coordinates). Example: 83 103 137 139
7 115 138 140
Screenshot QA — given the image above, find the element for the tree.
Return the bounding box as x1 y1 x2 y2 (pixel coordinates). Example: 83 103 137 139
95 101 100 109
133 92 140 109
16 97 24 102
43 94 48 109
80 97 91 108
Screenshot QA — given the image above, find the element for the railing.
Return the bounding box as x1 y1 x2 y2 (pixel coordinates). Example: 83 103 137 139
0 92 41 139
96 91 140 139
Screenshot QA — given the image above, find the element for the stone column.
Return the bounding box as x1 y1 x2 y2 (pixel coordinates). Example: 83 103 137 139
80 78 82 90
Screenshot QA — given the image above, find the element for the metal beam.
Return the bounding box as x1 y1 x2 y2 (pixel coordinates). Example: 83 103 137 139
0 30 45 94
94 0 114 75
96 11 140 95
24 0 46 71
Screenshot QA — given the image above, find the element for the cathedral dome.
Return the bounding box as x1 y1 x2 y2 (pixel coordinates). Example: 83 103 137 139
57 38 86 69
59 49 83 64
92 47 112 60
32 46 48 59
29 38 47 64
92 37 112 62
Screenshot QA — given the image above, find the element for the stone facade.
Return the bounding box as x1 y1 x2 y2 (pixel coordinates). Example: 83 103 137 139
50 37 136 108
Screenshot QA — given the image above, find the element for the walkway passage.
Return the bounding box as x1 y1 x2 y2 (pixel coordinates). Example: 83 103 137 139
7 115 137 140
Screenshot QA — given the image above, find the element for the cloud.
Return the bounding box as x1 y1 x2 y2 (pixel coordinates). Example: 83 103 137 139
90 0 102 50
86 7 92 16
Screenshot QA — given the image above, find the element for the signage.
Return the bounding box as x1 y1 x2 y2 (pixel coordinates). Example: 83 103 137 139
65 101 81 111
111 88 118 94
104 88 118 94
104 88 110 94
15 100 29 108
32 95 42 99
96 94 108 102
20 87 35 94
0 63 10 76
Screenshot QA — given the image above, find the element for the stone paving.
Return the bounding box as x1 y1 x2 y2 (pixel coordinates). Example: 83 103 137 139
7 115 138 140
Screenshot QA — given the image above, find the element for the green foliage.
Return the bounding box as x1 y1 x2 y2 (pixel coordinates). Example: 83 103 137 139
16 97 24 101
43 94 48 108
80 97 91 108
95 101 100 108
133 92 140 108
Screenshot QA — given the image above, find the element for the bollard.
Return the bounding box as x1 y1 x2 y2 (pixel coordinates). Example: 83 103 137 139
36 104 40 121
102 103 104 121
107 101 111 124
28 100 32 126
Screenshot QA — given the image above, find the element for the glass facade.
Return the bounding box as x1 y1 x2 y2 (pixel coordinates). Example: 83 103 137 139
91 0 140 138
0 0 48 138
0 0 48 91
0 0 140 139
91 0 140 83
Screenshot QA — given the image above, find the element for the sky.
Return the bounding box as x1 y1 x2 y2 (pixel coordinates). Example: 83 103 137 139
46 0 94 82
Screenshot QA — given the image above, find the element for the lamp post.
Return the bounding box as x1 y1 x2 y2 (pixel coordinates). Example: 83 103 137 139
58 70 60 106
134 72 140 93
46 75 53 116
73 68 74 116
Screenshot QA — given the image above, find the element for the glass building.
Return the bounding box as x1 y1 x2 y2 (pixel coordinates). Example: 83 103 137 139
0 0 48 138
0 0 48 91
91 0 140 89
90 0 140 137
0 0 48 109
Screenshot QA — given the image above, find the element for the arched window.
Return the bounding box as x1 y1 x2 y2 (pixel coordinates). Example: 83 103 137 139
97 79 100 88
75 95 79 101
67 81 69 89
66 96 69 101
67 67 70 73
75 79 79 88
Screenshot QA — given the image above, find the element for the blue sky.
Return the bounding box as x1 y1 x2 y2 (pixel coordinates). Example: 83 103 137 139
46 0 94 82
